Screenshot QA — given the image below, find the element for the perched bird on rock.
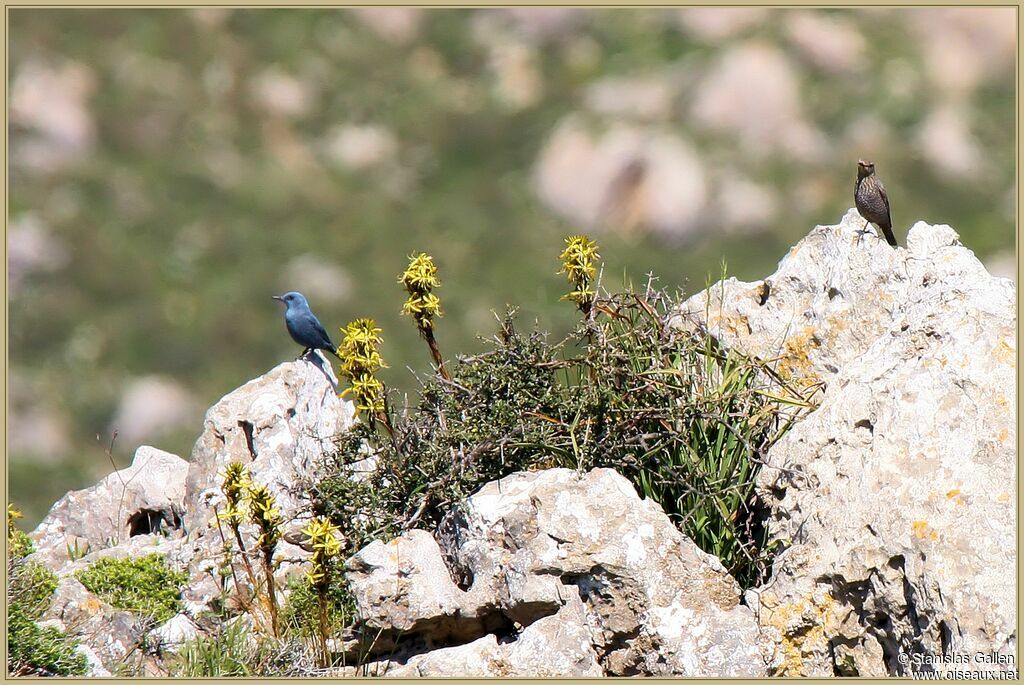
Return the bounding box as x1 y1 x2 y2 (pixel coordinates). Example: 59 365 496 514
854 159 898 247
273 291 337 358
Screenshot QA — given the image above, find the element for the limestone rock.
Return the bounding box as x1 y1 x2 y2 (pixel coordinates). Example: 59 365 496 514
379 636 502 677
10 58 96 173
446 468 767 676
673 209 1016 675
675 8 768 41
110 376 201 447
533 116 708 239
19 209 1015 677
346 468 767 677
346 529 502 644
381 597 603 677
43 577 148 669
30 446 188 565
690 42 825 162
147 613 200 654
182 355 354 533
74 644 112 677
23 356 359 674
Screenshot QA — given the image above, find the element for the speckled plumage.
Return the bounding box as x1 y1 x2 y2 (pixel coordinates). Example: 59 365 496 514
854 160 897 247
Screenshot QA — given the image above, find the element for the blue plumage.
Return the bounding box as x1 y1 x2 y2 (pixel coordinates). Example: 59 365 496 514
273 291 337 357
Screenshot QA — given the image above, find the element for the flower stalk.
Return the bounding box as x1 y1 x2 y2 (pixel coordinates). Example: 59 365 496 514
217 463 260 603
399 252 450 380
302 516 344 667
246 482 283 638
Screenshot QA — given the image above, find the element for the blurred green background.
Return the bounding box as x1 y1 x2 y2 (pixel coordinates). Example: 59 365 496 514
8 8 1015 527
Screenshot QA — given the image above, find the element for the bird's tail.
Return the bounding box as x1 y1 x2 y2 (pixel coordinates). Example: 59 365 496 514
880 223 898 247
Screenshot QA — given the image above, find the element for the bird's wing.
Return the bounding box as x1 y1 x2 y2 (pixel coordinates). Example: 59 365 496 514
876 179 899 246
311 317 336 350
878 179 892 226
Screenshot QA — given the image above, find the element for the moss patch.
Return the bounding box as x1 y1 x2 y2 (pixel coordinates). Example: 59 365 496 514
75 554 188 623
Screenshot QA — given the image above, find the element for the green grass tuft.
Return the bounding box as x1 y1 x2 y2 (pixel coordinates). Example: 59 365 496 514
9 561 58 621
170 620 255 677
281 569 354 640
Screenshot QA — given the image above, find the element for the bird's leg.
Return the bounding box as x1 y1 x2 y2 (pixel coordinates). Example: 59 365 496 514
295 348 311 361
855 219 870 245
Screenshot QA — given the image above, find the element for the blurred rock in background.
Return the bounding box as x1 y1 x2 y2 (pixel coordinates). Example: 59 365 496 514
109 376 202 449
11 59 96 173
7 8 1015 525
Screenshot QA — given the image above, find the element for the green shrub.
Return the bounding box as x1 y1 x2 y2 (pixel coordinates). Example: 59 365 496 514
7 560 87 676
171 619 317 677
309 283 817 590
75 554 188 623
9 561 58 621
7 603 88 677
8 530 34 560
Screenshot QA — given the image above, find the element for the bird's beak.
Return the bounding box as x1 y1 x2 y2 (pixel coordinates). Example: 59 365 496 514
272 295 284 301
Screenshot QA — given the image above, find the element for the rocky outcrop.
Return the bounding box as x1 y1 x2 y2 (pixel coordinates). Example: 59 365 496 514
178 353 356 610
182 351 353 535
347 468 768 677
30 446 189 567
673 209 1016 675
21 212 1016 678
25 354 356 675
34 534 185 673
382 598 604 677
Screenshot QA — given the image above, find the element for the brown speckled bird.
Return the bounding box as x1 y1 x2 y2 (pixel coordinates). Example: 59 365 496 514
854 160 897 247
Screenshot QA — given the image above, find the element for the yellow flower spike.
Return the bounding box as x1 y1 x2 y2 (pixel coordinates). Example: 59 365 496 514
219 463 251 526
218 502 244 525
336 317 391 418
246 483 282 549
399 253 441 291
399 253 444 332
342 318 384 347
221 463 251 496
401 293 443 325
8 504 24 539
301 519 322 539
398 252 450 379
558 235 600 278
558 234 600 313
303 516 343 589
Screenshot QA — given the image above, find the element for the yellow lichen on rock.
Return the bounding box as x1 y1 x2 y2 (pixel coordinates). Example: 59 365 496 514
945 488 966 506
991 339 1015 367
763 591 839 676
912 520 938 541
775 326 823 388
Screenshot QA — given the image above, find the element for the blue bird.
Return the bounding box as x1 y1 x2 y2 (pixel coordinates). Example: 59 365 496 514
272 291 338 359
